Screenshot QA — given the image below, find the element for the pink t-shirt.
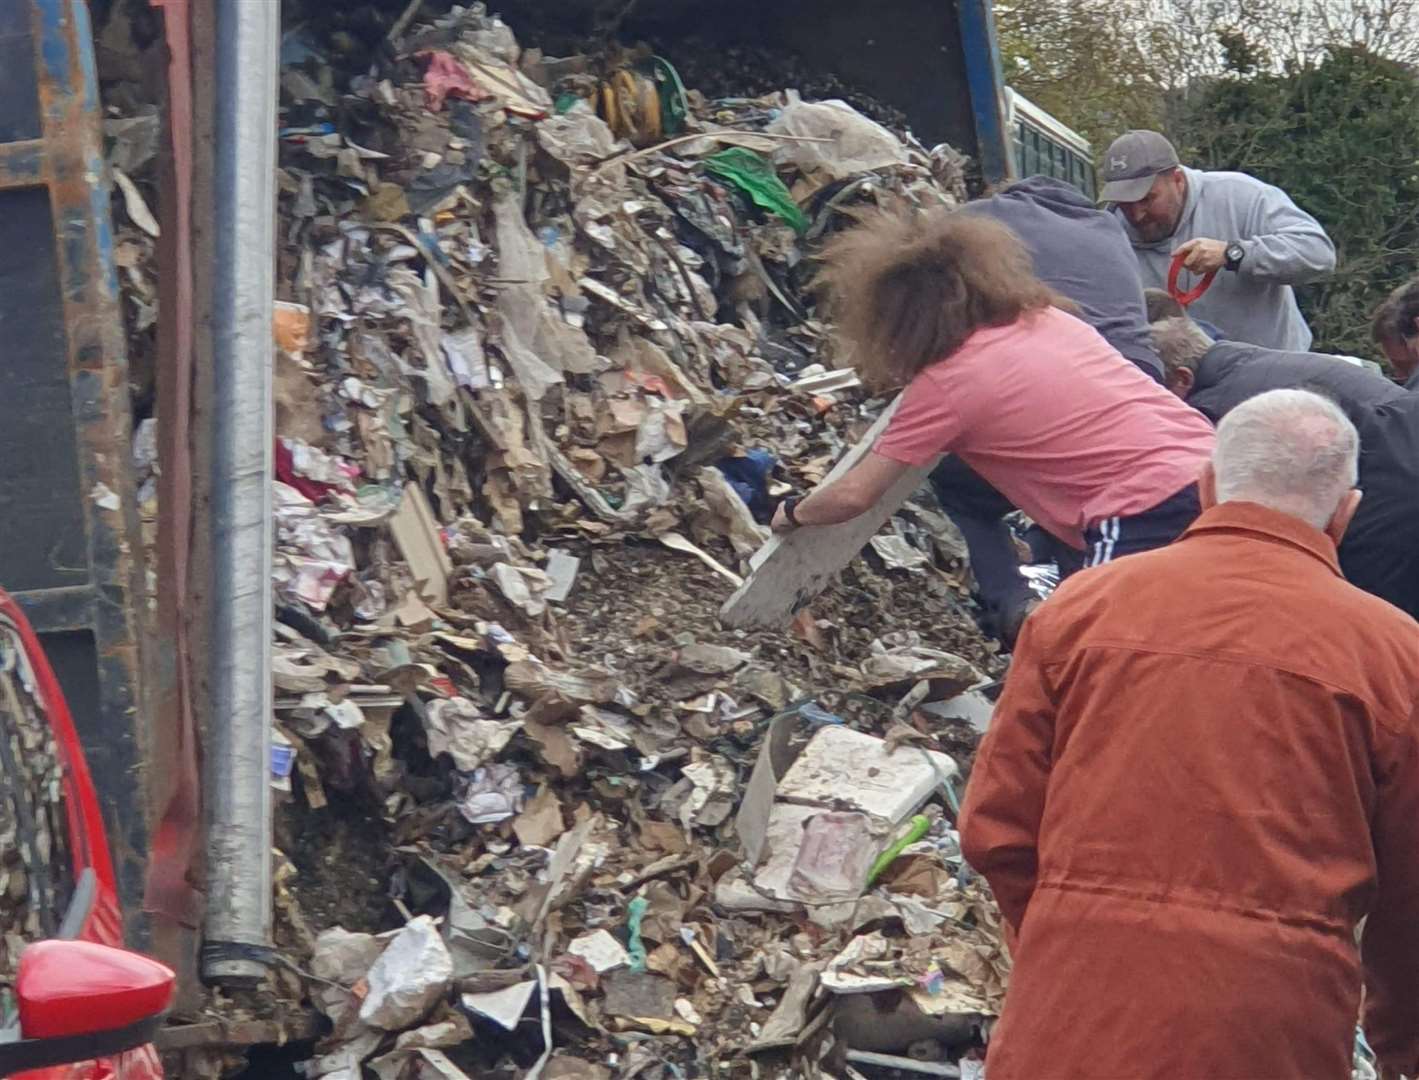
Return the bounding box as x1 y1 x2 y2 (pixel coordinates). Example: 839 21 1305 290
874 306 1214 548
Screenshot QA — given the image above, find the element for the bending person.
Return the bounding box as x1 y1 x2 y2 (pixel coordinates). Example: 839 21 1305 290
1153 314 1419 619
770 210 1214 577
929 176 1163 643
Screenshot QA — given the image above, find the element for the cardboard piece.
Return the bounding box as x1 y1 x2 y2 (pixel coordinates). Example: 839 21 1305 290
389 483 454 608
720 399 939 628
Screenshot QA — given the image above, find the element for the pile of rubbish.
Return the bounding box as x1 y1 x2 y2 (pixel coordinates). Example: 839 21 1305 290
109 3 1013 1077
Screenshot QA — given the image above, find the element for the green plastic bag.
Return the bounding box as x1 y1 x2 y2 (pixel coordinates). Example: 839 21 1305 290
704 147 809 234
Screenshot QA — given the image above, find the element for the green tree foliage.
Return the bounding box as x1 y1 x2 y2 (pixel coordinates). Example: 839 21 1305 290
994 0 1166 147
1172 45 1419 356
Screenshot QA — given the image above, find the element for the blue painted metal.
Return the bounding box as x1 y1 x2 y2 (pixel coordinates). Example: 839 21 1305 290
956 0 1014 185
0 0 151 938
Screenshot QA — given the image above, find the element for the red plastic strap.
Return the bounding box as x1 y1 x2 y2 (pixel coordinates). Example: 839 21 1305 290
1168 250 1217 307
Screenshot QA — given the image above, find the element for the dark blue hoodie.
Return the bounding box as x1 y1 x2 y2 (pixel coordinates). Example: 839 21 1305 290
968 175 1164 384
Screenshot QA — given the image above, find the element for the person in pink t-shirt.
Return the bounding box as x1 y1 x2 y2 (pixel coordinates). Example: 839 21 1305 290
771 209 1215 605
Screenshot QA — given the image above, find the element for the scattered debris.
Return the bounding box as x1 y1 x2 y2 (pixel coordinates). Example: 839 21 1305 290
109 2 1010 1074
360 917 455 1030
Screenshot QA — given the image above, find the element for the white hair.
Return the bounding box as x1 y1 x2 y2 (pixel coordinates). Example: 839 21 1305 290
1213 389 1359 530
1150 317 1213 377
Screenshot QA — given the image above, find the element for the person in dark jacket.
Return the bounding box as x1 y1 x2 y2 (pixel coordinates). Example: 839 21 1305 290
1152 317 1404 420
929 176 1163 645
1371 277 1419 390
1153 315 1419 618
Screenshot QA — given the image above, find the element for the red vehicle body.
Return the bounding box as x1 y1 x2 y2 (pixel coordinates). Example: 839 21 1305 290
0 591 162 1080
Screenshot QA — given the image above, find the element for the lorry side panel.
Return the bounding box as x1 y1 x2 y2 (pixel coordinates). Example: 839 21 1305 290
0 0 152 938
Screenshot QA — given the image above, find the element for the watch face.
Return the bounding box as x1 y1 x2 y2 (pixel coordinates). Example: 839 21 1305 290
1226 243 1245 263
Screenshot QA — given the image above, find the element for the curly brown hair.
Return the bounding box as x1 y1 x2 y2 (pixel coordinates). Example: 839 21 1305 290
816 206 1061 389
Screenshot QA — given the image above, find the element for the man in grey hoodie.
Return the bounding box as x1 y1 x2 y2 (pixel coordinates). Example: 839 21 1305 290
1102 130 1335 352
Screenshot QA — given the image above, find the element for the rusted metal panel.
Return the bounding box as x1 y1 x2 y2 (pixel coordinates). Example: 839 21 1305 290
0 0 152 938
145 0 206 1007
0 139 45 186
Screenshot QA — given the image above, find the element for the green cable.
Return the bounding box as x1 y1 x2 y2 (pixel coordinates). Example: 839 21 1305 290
865 813 932 886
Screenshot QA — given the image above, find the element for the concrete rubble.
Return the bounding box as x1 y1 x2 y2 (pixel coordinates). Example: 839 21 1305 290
104 3 1014 1076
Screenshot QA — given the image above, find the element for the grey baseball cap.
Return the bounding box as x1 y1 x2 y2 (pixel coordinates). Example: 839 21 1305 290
1099 130 1180 203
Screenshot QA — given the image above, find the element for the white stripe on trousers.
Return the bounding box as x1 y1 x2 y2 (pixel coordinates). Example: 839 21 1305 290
1089 516 1120 567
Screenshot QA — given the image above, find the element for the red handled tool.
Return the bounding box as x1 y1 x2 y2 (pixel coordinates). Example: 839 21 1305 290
1167 249 1217 307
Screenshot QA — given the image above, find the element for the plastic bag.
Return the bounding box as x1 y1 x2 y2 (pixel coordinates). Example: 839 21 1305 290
704 148 809 234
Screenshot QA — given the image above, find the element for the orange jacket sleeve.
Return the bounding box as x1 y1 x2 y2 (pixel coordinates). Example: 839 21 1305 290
1362 704 1419 1076
960 614 1057 935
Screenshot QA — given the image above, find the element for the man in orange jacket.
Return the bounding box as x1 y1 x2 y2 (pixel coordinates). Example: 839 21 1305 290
961 388 1419 1079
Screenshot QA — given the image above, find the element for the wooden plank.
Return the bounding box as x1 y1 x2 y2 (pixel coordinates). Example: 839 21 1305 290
156 1010 323 1050
389 483 455 608
718 399 938 628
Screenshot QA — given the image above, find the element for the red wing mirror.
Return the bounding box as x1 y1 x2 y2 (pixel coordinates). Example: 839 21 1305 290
0 940 174 1077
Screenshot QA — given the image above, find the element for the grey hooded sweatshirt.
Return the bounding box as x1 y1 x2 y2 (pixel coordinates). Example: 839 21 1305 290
969 175 1163 382
1112 166 1335 352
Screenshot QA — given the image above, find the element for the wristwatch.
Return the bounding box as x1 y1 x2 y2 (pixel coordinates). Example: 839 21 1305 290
1224 241 1245 272
781 497 802 528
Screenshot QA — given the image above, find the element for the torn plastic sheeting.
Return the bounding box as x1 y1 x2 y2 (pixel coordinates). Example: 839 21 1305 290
536 111 624 166
766 99 910 183
697 466 770 559
105 111 160 174
620 463 673 517
703 147 809 234
310 927 384 1026
359 916 455 1030
450 43 553 118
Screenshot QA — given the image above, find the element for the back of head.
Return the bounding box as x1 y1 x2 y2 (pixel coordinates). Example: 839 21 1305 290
1144 288 1186 324
1151 316 1213 379
817 206 1058 388
1372 276 1419 347
1213 389 1358 530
